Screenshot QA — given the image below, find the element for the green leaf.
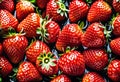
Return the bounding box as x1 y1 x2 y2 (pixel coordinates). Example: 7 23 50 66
78 21 85 29
29 0 36 4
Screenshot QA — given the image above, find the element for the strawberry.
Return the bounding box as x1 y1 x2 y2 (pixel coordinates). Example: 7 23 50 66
113 0 120 13
87 0 112 23
69 0 89 23
81 22 106 48
58 50 85 76
56 24 83 52
0 43 3 55
46 0 68 22
17 61 42 82
16 0 34 21
83 49 108 71
0 56 13 78
107 59 120 82
0 0 14 13
17 13 41 38
51 74 71 82
82 72 105 82
36 52 58 76
26 40 51 63
36 0 50 9
113 15 120 36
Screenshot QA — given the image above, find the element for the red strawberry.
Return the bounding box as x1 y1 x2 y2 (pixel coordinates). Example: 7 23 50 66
81 22 106 48
107 59 120 82
36 52 58 76
87 0 112 23
17 13 41 38
0 9 18 31
46 0 68 22
83 49 108 71
26 40 50 63
36 0 50 9
0 56 13 78
113 0 120 13
56 24 83 52
58 50 85 76
0 0 14 13
69 0 89 22
82 72 105 82
51 74 71 82
16 0 34 21
17 61 42 82
0 43 3 55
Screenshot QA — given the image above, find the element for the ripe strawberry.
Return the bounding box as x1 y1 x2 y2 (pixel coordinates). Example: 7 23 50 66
17 13 41 38
0 43 3 55
0 56 13 78
0 9 18 31
113 15 120 36
82 72 105 82
16 0 34 21
17 61 42 82
56 24 83 52
69 0 89 23
0 0 14 13
36 0 50 9
58 50 85 76
36 52 58 76
51 74 71 82
113 0 120 13
107 59 120 82
81 22 106 48
87 0 112 23
46 0 68 22
83 49 108 71
26 40 50 63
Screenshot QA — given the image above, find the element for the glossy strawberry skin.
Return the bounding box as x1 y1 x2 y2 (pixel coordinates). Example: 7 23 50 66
17 61 42 82
56 24 83 52
82 72 105 82
113 0 120 13
51 74 71 82
17 13 40 38
0 43 3 55
107 59 120 82
36 0 50 9
87 0 112 23
58 50 85 76
16 0 34 21
69 0 89 23
3 35 28 64
83 49 108 71
81 22 105 48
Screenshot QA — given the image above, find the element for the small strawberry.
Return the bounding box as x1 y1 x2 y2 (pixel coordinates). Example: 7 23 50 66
0 43 3 55
83 49 108 71
17 13 41 38
107 59 120 82
51 74 71 82
82 72 105 82
87 0 112 23
69 0 89 22
0 0 14 13
81 22 106 48
26 40 51 63
36 0 50 9
56 24 83 52
58 50 85 76
17 61 42 82
16 0 35 21
113 0 120 13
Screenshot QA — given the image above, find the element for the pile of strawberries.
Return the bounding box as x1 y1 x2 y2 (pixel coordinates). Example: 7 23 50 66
0 0 120 82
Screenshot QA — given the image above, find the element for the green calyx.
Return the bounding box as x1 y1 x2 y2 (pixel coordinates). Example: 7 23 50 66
28 0 36 4
0 0 2 3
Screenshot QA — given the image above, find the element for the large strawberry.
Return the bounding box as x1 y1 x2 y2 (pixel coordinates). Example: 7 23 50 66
81 22 106 48
87 0 112 23
0 0 14 13
56 24 83 52
107 59 120 82
82 72 105 82
36 0 50 9
69 0 89 23
16 0 34 21
0 56 13 78
113 0 120 13
0 43 3 55
58 50 85 76
26 40 50 63
17 61 42 82
17 13 41 38
83 49 108 71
